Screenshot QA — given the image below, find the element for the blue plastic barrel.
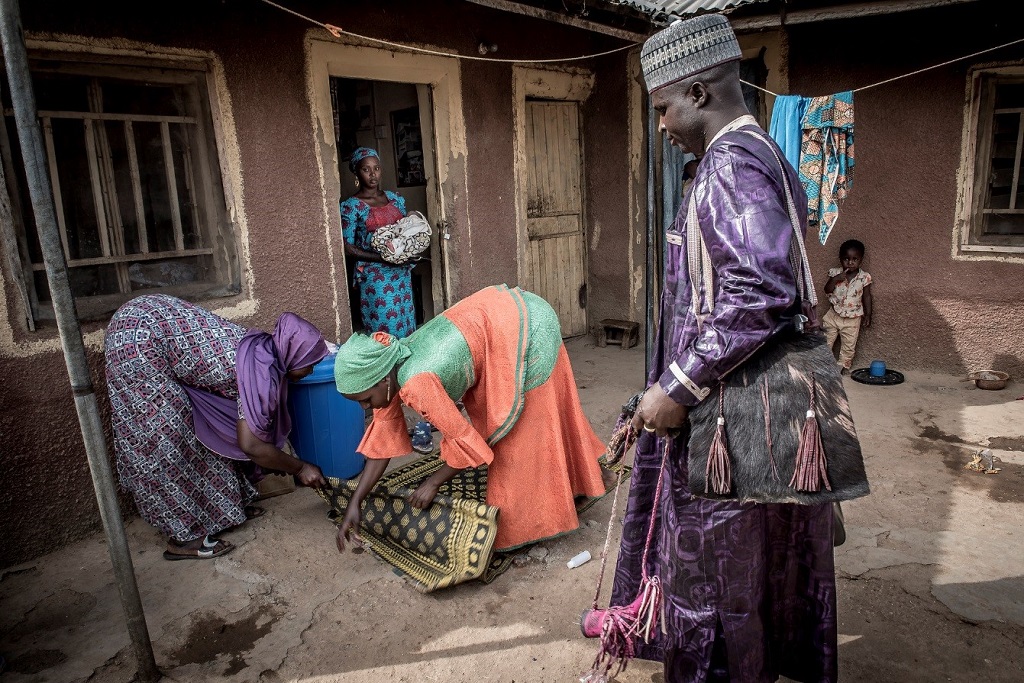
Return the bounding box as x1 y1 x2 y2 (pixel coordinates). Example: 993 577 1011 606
869 360 887 377
287 353 366 479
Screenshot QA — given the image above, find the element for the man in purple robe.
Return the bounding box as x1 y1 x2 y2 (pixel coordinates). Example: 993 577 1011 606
603 15 838 682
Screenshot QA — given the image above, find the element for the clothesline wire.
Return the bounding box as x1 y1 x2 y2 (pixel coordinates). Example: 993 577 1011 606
257 0 635 63
738 80 781 97
742 35 1024 98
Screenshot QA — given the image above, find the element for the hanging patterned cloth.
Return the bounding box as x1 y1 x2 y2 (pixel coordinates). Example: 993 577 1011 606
798 90 855 244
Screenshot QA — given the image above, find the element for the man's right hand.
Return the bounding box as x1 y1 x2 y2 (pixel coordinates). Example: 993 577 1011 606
335 504 363 552
632 382 689 437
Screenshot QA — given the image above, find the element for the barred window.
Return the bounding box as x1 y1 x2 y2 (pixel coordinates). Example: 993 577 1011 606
959 67 1024 254
0 57 240 324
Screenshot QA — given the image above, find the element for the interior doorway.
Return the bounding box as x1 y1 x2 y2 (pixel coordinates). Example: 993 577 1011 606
330 76 437 333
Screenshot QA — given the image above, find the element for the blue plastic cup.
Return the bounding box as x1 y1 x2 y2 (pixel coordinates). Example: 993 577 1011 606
869 360 887 377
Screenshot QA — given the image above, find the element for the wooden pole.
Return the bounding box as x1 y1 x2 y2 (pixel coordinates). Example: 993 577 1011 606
0 1 162 680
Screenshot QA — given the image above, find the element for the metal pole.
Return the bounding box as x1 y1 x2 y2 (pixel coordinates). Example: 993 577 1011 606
644 103 657 379
0 2 161 681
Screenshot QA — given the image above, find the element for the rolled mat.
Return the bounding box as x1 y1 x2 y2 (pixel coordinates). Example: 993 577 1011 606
318 455 630 592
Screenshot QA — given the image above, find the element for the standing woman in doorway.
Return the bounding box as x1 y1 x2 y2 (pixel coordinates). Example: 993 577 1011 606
340 147 416 338
341 147 431 453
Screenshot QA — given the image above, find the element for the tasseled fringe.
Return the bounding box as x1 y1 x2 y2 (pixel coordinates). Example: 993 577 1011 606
705 385 732 494
634 574 664 641
789 372 833 492
761 376 779 482
582 439 670 683
605 422 637 467
581 577 663 683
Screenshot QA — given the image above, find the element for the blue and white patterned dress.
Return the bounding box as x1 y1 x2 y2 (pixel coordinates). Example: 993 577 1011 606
340 191 417 337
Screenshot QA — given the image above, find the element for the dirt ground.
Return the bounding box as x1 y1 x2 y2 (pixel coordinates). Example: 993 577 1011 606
1 338 1023 682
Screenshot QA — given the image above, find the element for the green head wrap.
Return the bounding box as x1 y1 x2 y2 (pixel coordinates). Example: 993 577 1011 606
334 331 412 394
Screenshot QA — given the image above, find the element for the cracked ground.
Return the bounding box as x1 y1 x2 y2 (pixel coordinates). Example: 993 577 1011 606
1 340 1023 682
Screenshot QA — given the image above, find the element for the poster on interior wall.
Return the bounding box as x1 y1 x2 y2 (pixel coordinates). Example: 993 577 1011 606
355 82 373 130
391 106 426 187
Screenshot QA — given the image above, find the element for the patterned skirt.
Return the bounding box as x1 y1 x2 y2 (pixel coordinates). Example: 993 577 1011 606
104 294 258 542
356 262 416 337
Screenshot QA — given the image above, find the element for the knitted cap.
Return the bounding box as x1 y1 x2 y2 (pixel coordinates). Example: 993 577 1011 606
640 14 742 93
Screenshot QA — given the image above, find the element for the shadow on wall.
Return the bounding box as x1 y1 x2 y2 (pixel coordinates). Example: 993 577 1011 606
820 290 969 377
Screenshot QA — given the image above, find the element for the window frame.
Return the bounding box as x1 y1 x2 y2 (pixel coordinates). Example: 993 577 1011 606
0 52 241 324
956 64 1024 256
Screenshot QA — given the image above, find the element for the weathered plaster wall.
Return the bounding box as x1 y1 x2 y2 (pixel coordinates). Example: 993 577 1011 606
584 53 635 330
461 59 519 292
0 0 636 566
787 3 1024 377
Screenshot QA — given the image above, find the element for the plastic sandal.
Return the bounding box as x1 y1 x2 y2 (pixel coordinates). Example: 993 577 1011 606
163 536 234 561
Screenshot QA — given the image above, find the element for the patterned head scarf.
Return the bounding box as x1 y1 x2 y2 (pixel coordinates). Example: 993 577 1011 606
334 331 412 395
349 147 380 174
236 313 329 445
640 14 741 93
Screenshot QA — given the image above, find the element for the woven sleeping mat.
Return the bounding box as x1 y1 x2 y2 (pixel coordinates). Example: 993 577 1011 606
318 455 630 593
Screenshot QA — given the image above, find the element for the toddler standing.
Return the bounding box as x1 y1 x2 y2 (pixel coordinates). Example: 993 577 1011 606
822 239 873 372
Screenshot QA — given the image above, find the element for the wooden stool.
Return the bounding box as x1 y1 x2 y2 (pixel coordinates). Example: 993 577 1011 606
596 319 639 350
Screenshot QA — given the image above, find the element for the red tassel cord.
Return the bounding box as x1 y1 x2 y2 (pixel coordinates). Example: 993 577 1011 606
705 385 732 495
581 435 670 683
761 376 780 482
789 372 833 492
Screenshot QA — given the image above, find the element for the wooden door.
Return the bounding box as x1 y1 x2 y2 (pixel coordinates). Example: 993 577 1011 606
524 100 586 337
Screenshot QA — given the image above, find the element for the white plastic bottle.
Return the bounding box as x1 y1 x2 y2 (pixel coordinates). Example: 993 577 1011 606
566 550 592 569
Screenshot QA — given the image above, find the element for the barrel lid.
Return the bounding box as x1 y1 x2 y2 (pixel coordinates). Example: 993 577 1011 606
292 352 337 385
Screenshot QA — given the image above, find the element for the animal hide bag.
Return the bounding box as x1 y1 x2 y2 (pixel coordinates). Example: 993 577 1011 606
687 331 870 504
682 128 868 504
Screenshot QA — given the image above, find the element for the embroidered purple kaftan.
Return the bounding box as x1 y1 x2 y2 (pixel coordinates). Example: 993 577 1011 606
609 126 838 682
